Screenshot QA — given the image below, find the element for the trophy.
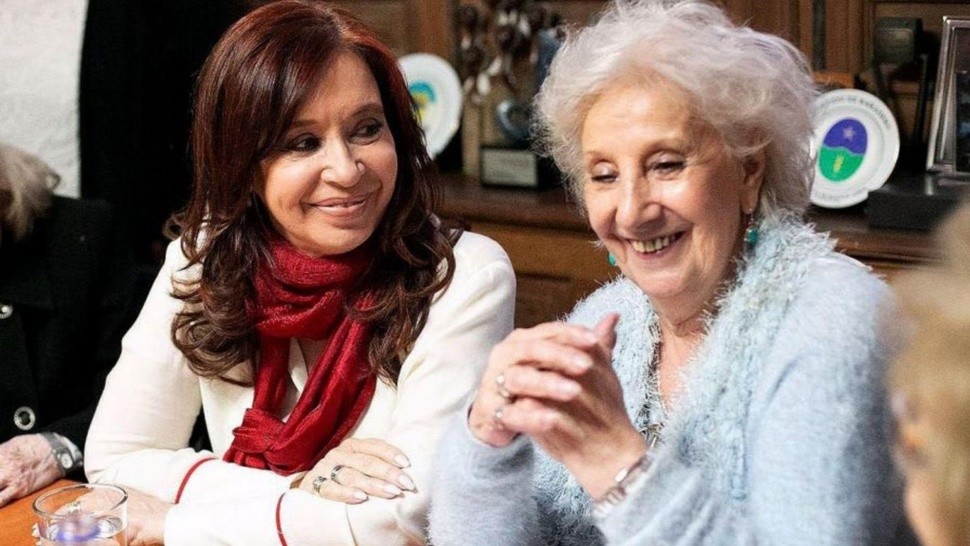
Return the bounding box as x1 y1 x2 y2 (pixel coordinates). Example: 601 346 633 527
458 1 562 188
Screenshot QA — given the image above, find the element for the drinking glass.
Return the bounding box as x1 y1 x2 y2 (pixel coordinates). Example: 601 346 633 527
33 483 128 545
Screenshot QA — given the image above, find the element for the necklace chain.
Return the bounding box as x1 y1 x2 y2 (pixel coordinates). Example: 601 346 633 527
637 341 665 448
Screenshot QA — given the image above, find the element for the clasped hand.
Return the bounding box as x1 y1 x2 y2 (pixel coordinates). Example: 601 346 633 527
468 314 646 498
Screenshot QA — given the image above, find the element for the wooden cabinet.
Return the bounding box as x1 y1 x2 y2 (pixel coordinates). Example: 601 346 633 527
439 175 613 327
439 175 936 327
328 0 453 57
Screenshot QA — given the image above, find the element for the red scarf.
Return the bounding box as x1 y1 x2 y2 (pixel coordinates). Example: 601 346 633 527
222 238 376 475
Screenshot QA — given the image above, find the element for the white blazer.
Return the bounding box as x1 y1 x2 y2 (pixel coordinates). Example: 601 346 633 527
85 232 516 545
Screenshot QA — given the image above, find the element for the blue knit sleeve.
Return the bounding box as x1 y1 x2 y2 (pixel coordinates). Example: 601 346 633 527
428 409 541 546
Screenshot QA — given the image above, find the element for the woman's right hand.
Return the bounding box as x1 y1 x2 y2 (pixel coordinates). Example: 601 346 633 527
299 438 415 504
0 434 63 507
468 322 602 447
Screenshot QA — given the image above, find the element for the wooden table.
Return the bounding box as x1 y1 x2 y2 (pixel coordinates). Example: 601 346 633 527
0 480 76 546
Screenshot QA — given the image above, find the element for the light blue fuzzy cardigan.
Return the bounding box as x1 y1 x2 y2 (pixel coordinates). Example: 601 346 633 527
429 216 908 545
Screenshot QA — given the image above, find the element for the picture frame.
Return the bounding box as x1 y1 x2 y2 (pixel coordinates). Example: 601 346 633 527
926 16 970 175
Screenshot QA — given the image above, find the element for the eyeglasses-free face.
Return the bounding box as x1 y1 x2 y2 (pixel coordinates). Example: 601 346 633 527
257 51 398 258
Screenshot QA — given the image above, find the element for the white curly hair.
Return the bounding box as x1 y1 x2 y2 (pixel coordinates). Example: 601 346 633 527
0 144 57 244
534 0 819 218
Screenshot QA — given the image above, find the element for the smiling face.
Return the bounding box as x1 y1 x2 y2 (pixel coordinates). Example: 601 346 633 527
581 81 764 322
258 51 397 257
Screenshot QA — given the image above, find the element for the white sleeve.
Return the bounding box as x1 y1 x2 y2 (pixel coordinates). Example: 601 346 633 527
163 234 517 545
84 240 291 502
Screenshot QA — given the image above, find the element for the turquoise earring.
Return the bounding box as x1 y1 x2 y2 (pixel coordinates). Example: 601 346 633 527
607 253 617 267
743 209 759 251
744 225 760 249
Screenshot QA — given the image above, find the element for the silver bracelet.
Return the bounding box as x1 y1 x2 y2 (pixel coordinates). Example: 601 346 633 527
590 452 652 520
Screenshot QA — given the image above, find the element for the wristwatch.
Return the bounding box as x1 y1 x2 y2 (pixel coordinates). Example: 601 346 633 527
40 432 83 475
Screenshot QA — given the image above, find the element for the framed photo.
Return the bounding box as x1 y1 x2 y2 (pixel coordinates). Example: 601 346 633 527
926 16 970 175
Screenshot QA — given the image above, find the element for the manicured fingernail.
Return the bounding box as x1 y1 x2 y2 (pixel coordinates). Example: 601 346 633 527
394 454 411 468
353 491 368 501
398 474 415 491
382 484 403 496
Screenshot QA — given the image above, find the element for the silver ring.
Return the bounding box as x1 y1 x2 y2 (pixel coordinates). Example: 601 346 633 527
311 475 327 495
495 373 512 399
330 465 346 486
492 405 507 430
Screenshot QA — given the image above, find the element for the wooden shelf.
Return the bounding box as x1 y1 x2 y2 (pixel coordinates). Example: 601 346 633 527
440 174 936 261
438 174 937 325
438 173 589 232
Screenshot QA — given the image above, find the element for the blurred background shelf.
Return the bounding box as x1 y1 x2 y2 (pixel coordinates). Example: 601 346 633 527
439 175 937 327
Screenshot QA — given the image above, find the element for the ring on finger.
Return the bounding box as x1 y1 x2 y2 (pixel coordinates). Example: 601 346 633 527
311 475 327 495
330 465 346 486
495 373 513 400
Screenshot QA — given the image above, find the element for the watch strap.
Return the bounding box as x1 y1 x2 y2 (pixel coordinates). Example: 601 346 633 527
40 432 83 474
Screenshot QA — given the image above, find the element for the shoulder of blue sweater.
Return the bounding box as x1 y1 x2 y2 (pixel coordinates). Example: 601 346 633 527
794 251 892 319
761 250 895 386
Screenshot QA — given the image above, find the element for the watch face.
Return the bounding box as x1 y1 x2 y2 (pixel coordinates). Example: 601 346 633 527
58 452 74 470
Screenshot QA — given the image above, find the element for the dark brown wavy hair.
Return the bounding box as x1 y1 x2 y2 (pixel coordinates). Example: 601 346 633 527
169 0 459 386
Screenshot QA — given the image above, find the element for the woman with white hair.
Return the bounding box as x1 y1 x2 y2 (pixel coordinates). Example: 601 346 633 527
0 143 135 507
429 1 906 543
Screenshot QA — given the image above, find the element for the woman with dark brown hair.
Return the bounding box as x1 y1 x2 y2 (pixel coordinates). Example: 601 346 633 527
83 2 515 544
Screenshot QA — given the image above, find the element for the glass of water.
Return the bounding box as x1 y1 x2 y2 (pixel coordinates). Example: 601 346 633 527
33 483 128 546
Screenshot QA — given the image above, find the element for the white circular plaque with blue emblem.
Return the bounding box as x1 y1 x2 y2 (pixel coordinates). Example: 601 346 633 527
398 53 463 159
810 89 900 208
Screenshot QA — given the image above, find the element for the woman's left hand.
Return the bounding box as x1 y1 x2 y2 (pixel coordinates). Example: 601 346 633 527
0 434 63 507
500 314 647 499
299 438 415 504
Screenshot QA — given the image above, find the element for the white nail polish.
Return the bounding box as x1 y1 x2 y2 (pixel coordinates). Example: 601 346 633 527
394 454 411 468
399 474 416 491
383 484 403 496
353 491 368 501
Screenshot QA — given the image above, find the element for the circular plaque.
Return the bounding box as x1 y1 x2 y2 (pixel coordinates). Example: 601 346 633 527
398 53 463 158
810 89 900 209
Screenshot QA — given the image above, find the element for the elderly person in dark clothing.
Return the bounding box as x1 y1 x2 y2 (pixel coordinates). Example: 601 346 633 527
0 143 135 506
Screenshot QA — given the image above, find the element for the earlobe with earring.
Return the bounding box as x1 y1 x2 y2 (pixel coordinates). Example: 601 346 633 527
608 253 617 267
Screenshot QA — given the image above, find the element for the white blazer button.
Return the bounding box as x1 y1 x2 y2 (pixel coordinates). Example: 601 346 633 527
0 303 12 319
13 406 36 431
